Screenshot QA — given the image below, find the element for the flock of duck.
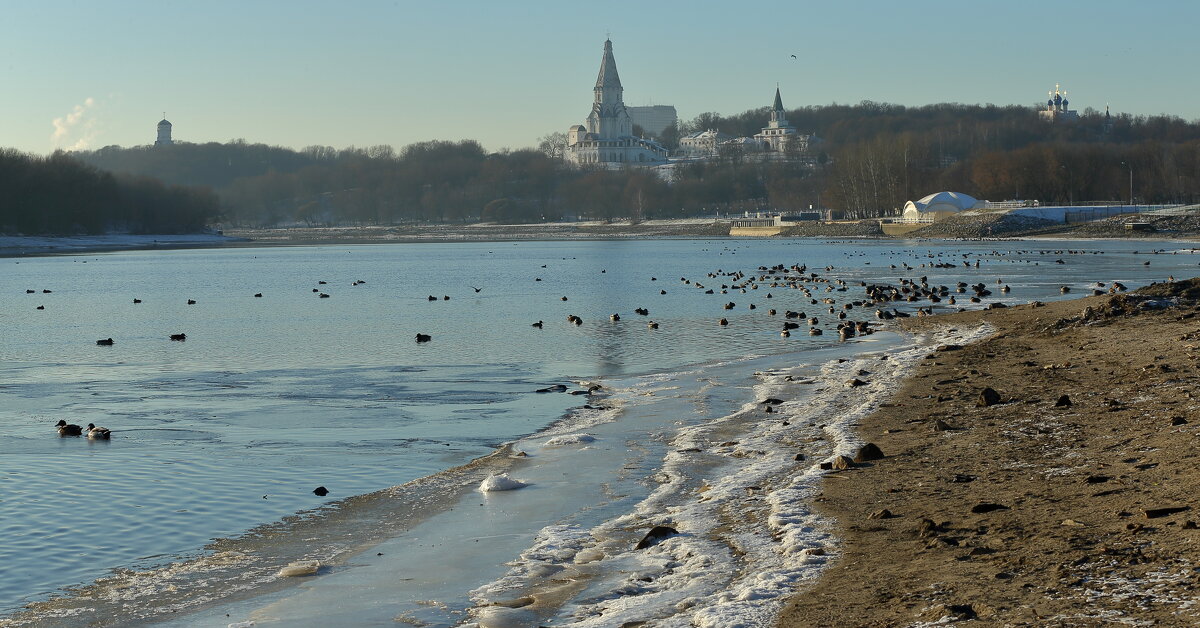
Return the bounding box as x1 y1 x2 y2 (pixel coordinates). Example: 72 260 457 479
27 245 1160 444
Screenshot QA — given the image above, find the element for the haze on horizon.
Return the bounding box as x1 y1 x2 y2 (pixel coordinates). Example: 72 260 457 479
2 0 1196 156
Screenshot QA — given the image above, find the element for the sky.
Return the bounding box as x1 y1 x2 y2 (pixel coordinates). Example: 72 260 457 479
2 0 1197 155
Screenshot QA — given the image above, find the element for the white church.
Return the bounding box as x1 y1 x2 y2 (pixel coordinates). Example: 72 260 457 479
565 40 668 166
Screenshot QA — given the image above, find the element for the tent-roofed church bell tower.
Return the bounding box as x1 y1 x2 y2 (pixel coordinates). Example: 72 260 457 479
586 39 633 139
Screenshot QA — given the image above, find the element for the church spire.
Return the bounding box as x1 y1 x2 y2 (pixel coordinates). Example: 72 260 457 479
773 86 784 112
595 38 622 89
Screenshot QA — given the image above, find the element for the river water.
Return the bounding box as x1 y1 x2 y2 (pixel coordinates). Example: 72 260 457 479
1 238 1195 626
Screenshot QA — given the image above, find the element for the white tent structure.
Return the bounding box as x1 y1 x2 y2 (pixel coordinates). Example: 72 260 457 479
901 191 984 223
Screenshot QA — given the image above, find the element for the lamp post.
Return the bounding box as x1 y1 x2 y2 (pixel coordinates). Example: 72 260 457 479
1120 161 1134 207
1060 165 1073 205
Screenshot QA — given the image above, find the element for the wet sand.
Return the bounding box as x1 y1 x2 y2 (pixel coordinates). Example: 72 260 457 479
779 280 1200 626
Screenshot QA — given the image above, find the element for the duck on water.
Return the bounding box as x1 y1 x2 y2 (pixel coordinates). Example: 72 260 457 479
55 420 83 437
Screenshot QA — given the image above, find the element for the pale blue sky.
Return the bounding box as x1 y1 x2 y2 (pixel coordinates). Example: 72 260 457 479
1 0 1195 154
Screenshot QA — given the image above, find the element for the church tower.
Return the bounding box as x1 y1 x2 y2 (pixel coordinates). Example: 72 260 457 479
770 87 788 127
155 114 173 146
586 39 633 139
754 87 799 151
564 38 667 165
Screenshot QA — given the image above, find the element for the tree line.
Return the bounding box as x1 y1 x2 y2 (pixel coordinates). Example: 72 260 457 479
40 100 1200 229
0 149 218 235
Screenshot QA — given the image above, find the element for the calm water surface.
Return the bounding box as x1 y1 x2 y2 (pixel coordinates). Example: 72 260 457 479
1 238 1196 616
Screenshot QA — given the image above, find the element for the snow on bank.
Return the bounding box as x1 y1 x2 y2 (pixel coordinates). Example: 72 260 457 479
0 234 236 257
466 324 993 627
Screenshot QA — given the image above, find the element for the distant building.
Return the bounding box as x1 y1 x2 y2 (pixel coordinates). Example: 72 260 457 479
678 129 733 156
753 87 804 151
627 105 678 136
565 40 668 166
155 115 174 146
1039 84 1078 122
900 191 984 223
1103 104 1114 134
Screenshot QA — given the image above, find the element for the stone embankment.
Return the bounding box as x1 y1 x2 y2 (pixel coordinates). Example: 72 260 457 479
906 212 1059 239
778 221 885 238
1065 213 1200 239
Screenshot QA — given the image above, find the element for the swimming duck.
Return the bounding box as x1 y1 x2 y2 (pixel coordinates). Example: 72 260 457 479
86 423 111 439
55 420 82 436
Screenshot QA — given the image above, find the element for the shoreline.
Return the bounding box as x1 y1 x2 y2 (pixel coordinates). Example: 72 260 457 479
5 224 1200 259
778 280 1200 625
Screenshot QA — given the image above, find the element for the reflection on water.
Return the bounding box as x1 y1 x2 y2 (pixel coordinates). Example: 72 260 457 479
1 238 1195 615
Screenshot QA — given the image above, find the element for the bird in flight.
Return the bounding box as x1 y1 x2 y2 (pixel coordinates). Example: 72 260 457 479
790 54 797 59
472 286 482 293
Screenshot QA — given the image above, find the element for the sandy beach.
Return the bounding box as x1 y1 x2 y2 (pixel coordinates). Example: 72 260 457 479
779 280 1200 626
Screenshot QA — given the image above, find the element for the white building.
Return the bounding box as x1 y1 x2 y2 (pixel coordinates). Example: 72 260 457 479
753 87 807 152
900 191 983 223
678 129 733 156
627 105 678 136
155 115 174 146
565 40 668 166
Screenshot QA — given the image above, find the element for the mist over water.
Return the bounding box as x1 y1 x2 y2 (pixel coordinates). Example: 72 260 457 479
1 238 1195 619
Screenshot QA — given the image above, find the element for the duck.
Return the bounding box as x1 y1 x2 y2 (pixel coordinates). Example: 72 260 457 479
96 338 114 346
531 320 544 328
169 333 187 341
86 423 111 439
415 333 432 343
55 420 83 437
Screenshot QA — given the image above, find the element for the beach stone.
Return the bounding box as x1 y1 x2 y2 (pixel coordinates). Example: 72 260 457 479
868 509 894 519
932 419 954 432
1054 394 1072 407
845 378 867 388
794 452 805 461
854 442 885 462
1143 506 1191 519
1172 416 1188 426
635 525 679 550
971 503 1010 514
917 518 940 537
977 387 1002 407
831 455 855 470
762 398 784 405
312 486 329 496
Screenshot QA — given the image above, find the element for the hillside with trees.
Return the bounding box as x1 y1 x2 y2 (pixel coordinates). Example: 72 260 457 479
56 100 1200 228
0 149 218 235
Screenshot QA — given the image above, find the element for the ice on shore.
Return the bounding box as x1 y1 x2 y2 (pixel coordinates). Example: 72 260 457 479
479 474 528 492
543 433 596 447
276 560 320 577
